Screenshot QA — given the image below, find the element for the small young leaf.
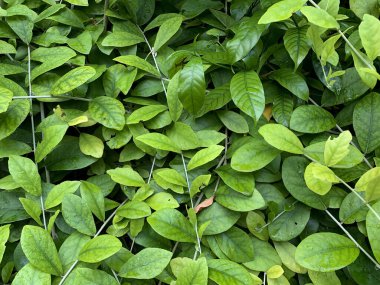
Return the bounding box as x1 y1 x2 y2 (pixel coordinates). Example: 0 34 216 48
79 133 104 158
324 131 352 166
300 6 340 29
355 167 380 202
258 0 307 24
304 162 339 195
358 14 380 60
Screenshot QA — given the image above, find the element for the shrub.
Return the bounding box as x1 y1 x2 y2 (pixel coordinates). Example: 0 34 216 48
0 0 380 284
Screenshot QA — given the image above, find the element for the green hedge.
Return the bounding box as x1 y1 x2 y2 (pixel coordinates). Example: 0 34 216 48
0 0 380 284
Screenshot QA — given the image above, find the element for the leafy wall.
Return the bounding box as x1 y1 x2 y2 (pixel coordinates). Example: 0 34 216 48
0 0 380 284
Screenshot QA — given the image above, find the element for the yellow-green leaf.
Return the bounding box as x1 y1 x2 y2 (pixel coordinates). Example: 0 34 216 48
51 66 96 95
304 162 339 195
324 131 352 166
187 145 224 170
79 133 104 158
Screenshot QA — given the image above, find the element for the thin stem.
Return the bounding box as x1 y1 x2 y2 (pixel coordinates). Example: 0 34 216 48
263 272 266 285
111 269 121 284
6 54 14 61
59 261 78 284
325 209 380 269
13 95 92 102
147 157 156 183
307 0 374 70
130 237 135 252
103 0 109 32
308 97 373 169
28 45 47 231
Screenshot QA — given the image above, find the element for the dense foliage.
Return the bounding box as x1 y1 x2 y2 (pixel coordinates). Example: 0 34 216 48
1 0 380 284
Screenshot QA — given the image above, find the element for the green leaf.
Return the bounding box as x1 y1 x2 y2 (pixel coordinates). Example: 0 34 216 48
290 105 336 133
268 203 311 241
304 162 339 195
215 165 255 195
171 257 208 285
136 132 180 152
64 268 118 285
8 155 41 196
58 232 90 271
230 70 265 121
0 99 30 141
107 167 145 187
353 92 380 153
66 0 89 6
89 96 126 131
79 133 104 158
80 181 105 221
155 168 187 186
0 86 12 113
67 30 92 54
114 55 160 76
324 131 352 166
300 6 339 29
146 192 179 210
119 248 172 279
102 32 144 47
226 14 267 62
355 167 380 202
127 105 167 124
308 270 342 285
147 208 196 242
12 264 51 285
0 225 10 264
259 0 307 24
208 259 255 285
166 122 200 150
50 66 95 95
274 242 307 274
187 145 224 170
284 26 311 70
19 198 42 226
20 225 63 276
62 194 96 236
350 0 379 19
7 16 33 44
217 110 249 134
78 235 122 263
177 57 206 115
167 72 183 121
154 15 182 51
231 136 281 172
216 185 265 212
35 123 68 163
117 201 151 219
0 40 16 54
366 200 380 263
359 14 380 60
259 123 304 154
295 233 360 272
45 180 81 209
270 68 309 100
215 226 255 263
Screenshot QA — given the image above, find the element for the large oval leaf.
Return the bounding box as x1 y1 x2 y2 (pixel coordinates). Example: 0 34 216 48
51 66 96 95
290 105 336 133
89 96 126 131
78 235 122 263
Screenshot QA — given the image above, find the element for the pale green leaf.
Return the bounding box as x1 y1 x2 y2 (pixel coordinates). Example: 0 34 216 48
78 235 122 263
89 96 126 131
270 68 309 100
114 55 160 76
102 32 144 47
366 200 380 263
215 165 255 195
359 14 380 60
308 270 341 285
216 186 265 212
146 192 179 210
136 133 180 153
117 201 151 219
300 6 340 29
295 233 359 272
35 124 68 163
324 131 352 166
147 208 196 242
20 225 63 276
19 198 42 226
8 155 41 196
45 180 80 209
355 167 380 202
259 124 304 154
64 268 118 285
274 242 307 274
217 110 249 134
51 66 95 95
171 257 208 285
107 167 145 187
79 133 104 158
119 248 172 279
208 259 255 285
80 181 105 221
12 264 51 285
154 15 182 51
0 99 30 141
258 0 307 24
0 87 13 113
304 162 339 195
187 145 224 170
290 105 336 133
127 105 167 124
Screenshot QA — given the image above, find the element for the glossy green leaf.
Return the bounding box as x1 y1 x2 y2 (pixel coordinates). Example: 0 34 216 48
20 225 63 276
8 155 41 196
107 167 145 187
12 264 51 285
216 185 265 212
78 235 122 263
19 198 42 226
80 181 105 221
0 99 30 141
64 268 118 285
0 86 12 113
270 69 309 100
89 96 126 131
45 180 80 209
304 162 339 195
290 105 336 133
284 26 310 70
177 57 206 115
114 55 159 76
187 145 224 170
215 165 255 195
295 233 359 272
119 248 172 279
324 131 352 166
35 123 68 163
217 110 249 134
102 32 144 47
300 6 340 29
117 201 151 219
230 70 264 121
208 259 255 285
0 224 10 264
259 123 304 154
259 0 307 24
171 257 208 285
127 105 167 124
147 208 196 242
136 133 180 153
154 15 182 51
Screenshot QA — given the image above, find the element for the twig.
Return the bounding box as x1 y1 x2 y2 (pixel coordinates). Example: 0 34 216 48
103 0 109 32
13 95 92 102
325 209 380 269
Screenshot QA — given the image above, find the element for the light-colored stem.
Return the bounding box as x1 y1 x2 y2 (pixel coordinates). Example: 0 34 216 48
325 209 380 269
